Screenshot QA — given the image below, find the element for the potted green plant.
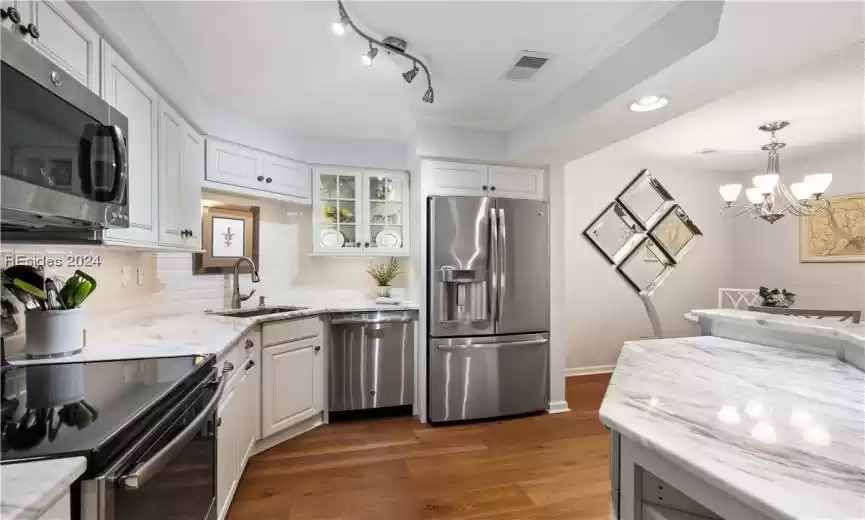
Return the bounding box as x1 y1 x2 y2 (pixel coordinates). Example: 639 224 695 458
367 257 401 298
758 286 796 308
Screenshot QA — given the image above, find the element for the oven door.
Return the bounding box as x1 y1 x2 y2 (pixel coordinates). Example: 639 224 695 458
0 28 128 231
81 374 221 520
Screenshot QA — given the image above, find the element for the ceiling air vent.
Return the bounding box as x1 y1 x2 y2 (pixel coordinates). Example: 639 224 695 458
502 51 554 82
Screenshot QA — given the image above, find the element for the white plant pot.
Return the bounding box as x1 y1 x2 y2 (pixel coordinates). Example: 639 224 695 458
25 308 85 359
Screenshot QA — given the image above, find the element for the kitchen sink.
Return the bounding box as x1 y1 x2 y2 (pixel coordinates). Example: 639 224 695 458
210 306 307 318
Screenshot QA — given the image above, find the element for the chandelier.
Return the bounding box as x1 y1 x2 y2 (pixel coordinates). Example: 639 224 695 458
331 0 435 104
718 121 832 223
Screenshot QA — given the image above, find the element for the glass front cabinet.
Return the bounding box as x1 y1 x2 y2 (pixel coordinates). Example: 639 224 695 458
312 167 410 256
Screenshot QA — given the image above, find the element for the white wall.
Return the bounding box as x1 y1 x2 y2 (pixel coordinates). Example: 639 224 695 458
729 142 865 313
562 153 736 371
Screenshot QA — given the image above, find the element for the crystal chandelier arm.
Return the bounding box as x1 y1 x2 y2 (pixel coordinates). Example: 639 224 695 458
336 0 433 92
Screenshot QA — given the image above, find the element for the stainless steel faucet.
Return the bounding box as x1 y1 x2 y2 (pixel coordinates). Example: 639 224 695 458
231 256 260 309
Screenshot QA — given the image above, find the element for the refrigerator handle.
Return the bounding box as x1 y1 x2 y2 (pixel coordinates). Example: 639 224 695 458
489 207 498 324
498 208 506 326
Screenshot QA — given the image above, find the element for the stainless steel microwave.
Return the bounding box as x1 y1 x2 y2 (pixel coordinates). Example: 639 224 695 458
1 28 129 243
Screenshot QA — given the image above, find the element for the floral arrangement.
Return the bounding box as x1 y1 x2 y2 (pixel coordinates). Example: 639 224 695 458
367 258 401 287
758 286 796 308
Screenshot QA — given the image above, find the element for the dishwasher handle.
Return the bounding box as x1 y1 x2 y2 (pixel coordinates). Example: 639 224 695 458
331 316 415 325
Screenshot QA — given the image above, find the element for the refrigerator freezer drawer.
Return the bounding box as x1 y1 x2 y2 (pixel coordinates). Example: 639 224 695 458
329 312 416 412
427 333 549 423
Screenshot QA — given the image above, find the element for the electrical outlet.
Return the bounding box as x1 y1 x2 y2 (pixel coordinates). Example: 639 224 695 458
136 265 145 287
120 266 130 288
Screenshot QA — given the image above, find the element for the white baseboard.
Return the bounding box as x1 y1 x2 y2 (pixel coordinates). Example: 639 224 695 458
547 400 570 414
252 413 323 456
565 365 615 377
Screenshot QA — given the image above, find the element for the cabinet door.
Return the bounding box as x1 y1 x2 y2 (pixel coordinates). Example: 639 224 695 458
240 356 260 467
157 100 186 247
261 337 322 438
101 42 159 246
262 153 310 201
27 0 99 92
363 170 410 256
312 168 364 255
423 160 487 196
487 165 546 200
216 385 239 520
205 140 262 191
182 125 204 250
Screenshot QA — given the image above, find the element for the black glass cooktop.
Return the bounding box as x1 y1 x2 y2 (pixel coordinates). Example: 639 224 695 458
0 355 214 472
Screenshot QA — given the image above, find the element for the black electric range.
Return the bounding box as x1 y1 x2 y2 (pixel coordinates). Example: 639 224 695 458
1 354 220 520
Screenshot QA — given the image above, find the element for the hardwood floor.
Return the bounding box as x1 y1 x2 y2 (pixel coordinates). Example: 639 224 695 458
228 374 612 520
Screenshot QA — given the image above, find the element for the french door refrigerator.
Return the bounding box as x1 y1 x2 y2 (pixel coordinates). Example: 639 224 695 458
427 196 549 423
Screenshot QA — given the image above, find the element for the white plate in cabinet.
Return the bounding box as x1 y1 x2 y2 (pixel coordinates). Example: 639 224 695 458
261 337 323 438
487 165 545 200
423 160 487 196
101 41 160 246
27 0 100 92
205 139 262 191
261 153 311 201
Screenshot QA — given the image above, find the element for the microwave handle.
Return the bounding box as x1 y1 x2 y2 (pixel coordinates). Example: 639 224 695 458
119 372 228 490
108 125 128 203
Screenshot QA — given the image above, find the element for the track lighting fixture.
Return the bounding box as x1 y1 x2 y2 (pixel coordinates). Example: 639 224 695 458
422 87 434 104
402 63 419 83
331 0 435 104
361 45 378 67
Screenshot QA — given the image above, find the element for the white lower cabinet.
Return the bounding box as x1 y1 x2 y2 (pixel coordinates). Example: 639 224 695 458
216 384 239 520
261 336 323 438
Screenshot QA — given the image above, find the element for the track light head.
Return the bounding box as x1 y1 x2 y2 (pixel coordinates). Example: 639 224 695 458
361 46 378 67
422 86 435 104
331 17 347 36
402 63 419 83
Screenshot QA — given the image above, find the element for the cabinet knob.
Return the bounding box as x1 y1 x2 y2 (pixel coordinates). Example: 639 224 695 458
245 359 255 370
364 242 370 248
1 7 21 24
245 338 254 349
314 345 321 353
489 186 496 192
50 71 62 87
257 175 264 182
265 177 272 183
355 241 361 248
20 23 38 39
217 417 223 427
482 185 488 191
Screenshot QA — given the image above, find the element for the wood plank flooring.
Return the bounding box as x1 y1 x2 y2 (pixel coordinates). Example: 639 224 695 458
228 374 612 520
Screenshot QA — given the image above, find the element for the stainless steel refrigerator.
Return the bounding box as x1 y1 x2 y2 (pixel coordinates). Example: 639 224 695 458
427 196 549 423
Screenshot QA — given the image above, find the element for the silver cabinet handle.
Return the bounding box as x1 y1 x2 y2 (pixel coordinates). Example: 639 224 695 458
331 316 414 325
120 374 227 489
436 338 548 351
244 339 254 349
498 207 506 325
489 207 498 324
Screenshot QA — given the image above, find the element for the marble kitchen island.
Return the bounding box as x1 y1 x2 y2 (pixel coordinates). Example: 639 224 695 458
600 311 865 520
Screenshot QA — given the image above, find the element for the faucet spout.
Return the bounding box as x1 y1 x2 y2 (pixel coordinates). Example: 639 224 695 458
231 256 260 309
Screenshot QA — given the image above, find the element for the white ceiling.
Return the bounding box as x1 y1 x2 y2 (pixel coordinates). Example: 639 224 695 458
619 41 865 172
139 1 671 139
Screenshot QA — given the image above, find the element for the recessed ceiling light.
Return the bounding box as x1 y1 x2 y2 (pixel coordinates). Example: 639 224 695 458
629 95 669 112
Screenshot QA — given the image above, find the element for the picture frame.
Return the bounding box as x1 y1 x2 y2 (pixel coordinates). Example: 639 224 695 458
799 192 865 263
193 204 260 274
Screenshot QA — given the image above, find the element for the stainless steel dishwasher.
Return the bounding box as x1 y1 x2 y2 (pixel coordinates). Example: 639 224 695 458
329 310 416 412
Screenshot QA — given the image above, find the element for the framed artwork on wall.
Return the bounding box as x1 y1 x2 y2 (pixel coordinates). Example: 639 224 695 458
800 192 865 263
193 204 260 274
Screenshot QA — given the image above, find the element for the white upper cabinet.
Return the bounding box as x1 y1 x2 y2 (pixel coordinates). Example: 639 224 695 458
24 0 100 92
423 160 487 196
205 138 311 204
423 160 547 201
487 165 546 200
101 42 159 246
157 100 186 248
312 167 410 256
182 126 204 250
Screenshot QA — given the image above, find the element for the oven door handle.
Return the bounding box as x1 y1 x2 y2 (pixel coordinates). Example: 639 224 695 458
119 374 227 490
108 125 128 204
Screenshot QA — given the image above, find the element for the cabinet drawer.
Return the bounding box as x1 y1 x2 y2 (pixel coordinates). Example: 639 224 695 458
262 318 321 347
219 329 260 382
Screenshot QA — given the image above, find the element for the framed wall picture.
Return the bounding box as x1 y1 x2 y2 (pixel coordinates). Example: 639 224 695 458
193 205 260 274
800 192 865 263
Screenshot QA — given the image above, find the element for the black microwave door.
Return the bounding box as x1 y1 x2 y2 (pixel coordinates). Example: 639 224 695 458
0 61 117 200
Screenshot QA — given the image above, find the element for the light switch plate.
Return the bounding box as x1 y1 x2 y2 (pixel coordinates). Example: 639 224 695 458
136 265 144 287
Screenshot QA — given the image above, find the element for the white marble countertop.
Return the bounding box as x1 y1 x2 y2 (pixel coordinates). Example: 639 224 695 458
692 309 865 345
1 457 86 519
6 298 418 365
600 334 865 520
